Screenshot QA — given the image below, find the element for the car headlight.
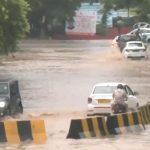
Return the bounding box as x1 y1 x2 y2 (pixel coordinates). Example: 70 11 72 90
0 101 6 108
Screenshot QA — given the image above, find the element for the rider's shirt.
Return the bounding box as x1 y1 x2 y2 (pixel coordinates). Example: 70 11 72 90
112 89 127 105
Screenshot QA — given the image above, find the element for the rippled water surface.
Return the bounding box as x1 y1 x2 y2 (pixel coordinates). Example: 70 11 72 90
0 40 149 150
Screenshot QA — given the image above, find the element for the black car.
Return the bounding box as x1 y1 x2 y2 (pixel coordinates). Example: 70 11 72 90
0 79 23 116
117 34 141 52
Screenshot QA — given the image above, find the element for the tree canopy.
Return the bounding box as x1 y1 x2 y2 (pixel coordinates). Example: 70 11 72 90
0 0 30 55
27 0 81 38
101 0 150 21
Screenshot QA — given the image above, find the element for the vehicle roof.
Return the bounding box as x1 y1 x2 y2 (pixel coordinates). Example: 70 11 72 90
133 22 150 27
94 82 126 87
0 78 18 83
120 34 135 37
119 34 139 40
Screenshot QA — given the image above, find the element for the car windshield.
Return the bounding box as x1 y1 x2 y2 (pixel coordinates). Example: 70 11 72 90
0 83 9 95
93 86 116 94
128 43 143 47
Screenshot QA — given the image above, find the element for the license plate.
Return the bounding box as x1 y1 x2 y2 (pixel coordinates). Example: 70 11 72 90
133 50 140 52
97 99 110 103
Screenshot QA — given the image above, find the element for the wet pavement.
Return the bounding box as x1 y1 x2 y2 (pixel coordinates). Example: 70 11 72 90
0 40 149 149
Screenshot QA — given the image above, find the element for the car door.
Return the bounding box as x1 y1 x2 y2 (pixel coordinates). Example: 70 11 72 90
124 85 138 110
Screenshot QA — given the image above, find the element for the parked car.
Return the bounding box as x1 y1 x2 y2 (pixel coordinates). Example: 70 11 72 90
122 41 147 59
87 82 139 116
0 79 23 116
127 28 150 43
133 22 150 29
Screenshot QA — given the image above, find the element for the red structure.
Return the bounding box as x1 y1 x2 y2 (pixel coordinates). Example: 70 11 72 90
66 27 132 40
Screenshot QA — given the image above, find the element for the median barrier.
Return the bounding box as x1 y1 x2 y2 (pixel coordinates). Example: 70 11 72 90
0 119 47 144
67 116 108 139
139 103 150 125
106 111 145 135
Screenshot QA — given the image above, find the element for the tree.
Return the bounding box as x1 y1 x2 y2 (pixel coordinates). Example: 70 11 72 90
28 0 81 38
110 0 150 22
0 0 30 55
134 0 150 22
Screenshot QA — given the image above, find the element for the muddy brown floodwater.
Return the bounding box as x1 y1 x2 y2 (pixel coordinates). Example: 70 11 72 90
0 40 149 150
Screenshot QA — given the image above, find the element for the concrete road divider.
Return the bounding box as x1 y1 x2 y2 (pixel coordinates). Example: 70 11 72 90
67 111 145 139
106 111 145 135
139 103 150 125
67 117 108 139
0 119 46 144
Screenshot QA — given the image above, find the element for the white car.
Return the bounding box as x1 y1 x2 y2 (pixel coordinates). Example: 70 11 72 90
133 22 150 29
87 82 139 116
127 28 150 43
122 41 147 59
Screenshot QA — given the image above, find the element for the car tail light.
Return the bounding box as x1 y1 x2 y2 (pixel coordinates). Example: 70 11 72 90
88 97 92 104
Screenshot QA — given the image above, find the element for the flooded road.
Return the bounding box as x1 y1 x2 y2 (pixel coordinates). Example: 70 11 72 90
0 40 149 149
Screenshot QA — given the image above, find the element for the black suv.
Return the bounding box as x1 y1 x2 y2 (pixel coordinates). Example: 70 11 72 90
0 79 23 116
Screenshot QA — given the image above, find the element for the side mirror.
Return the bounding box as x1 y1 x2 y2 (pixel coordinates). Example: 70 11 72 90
133 91 139 96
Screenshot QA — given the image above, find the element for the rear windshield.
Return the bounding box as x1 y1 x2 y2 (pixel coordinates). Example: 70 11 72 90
0 83 9 94
128 43 143 47
93 86 116 94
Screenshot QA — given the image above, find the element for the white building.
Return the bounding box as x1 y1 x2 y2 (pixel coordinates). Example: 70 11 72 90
66 3 100 35
65 3 133 35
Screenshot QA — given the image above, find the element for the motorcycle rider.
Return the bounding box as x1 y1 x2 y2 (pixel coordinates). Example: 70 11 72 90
111 84 128 114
